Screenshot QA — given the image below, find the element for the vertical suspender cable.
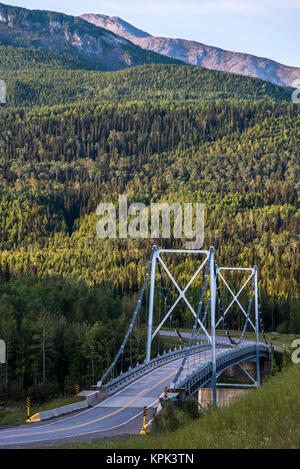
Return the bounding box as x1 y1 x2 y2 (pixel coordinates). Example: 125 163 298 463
157 260 187 344
171 251 211 387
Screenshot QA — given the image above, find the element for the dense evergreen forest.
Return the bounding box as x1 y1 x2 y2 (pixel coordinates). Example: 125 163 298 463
0 46 293 106
0 46 299 400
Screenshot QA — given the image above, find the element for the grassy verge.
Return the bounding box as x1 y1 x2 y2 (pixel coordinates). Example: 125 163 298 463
65 363 300 449
0 395 84 427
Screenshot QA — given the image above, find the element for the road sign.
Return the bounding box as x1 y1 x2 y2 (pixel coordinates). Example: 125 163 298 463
143 406 147 417
75 384 79 394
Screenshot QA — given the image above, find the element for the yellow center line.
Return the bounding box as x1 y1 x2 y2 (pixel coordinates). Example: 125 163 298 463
0 355 204 439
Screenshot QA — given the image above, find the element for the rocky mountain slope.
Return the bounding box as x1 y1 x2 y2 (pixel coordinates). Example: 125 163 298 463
80 13 300 87
0 3 182 71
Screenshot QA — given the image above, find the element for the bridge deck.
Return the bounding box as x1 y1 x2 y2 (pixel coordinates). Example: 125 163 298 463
0 348 230 446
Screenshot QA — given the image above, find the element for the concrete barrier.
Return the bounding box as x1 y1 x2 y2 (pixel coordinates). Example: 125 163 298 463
27 413 41 423
27 399 88 423
39 400 89 420
78 389 108 405
27 389 110 423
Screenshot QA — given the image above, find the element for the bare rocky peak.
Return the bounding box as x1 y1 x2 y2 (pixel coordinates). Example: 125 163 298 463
80 13 151 42
0 2 181 70
80 13 300 87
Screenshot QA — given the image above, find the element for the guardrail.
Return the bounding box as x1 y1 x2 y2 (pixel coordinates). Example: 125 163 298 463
99 339 231 395
39 400 89 420
177 343 269 396
27 391 105 423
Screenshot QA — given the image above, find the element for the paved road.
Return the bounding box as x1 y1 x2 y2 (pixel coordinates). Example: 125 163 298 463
159 330 229 342
159 330 280 351
0 348 229 447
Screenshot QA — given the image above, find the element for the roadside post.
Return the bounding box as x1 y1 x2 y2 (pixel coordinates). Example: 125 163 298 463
26 397 31 420
140 406 149 435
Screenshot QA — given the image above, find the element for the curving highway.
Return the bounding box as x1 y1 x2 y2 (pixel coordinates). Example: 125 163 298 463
0 347 230 447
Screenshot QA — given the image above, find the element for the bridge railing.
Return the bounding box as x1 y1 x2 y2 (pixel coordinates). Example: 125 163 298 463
99 339 230 395
177 343 269 396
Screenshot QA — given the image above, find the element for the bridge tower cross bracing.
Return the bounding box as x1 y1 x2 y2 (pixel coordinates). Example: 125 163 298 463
99 246 264 407
145 246 212 363
215 264 261 390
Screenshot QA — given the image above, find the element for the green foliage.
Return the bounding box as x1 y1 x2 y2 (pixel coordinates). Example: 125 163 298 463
272 342 298 376
0 38 299 402
0 275 132 399
0 45 100 72
151 399 200 435
181 398 201 419
0 62 292 108
272 350 283 375
151 406 188 434
0 394 83 427
0 99 298 336
65 364 300 449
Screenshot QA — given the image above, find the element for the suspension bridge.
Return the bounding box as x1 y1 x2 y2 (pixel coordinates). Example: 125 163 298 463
0 246 273 446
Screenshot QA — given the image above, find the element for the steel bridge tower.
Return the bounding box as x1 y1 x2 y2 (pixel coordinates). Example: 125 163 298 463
100 245 262 407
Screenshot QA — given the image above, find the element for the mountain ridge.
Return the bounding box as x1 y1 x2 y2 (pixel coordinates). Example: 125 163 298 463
81 13 151 40
80 13 300 87
0 2 182 71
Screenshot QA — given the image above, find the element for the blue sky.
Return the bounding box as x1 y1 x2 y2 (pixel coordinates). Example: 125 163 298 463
2 0 300 67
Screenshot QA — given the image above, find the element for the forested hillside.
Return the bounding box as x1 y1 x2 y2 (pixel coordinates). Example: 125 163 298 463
0 47 293 106
0 2 181 71
0 50 299 400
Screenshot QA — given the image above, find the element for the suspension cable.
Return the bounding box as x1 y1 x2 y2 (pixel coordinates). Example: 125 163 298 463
137 297 140 359
99 246 156 385
171 251 211 387
157 260 187 344
215 266 235 345
258 296 268 345
129 333 132 368
216 267 256 346
232 274 255 345
196 294 210 336
158 279 161 354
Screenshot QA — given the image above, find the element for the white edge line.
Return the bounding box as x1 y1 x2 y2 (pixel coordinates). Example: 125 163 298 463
0 351 205 435
0 400 160 446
